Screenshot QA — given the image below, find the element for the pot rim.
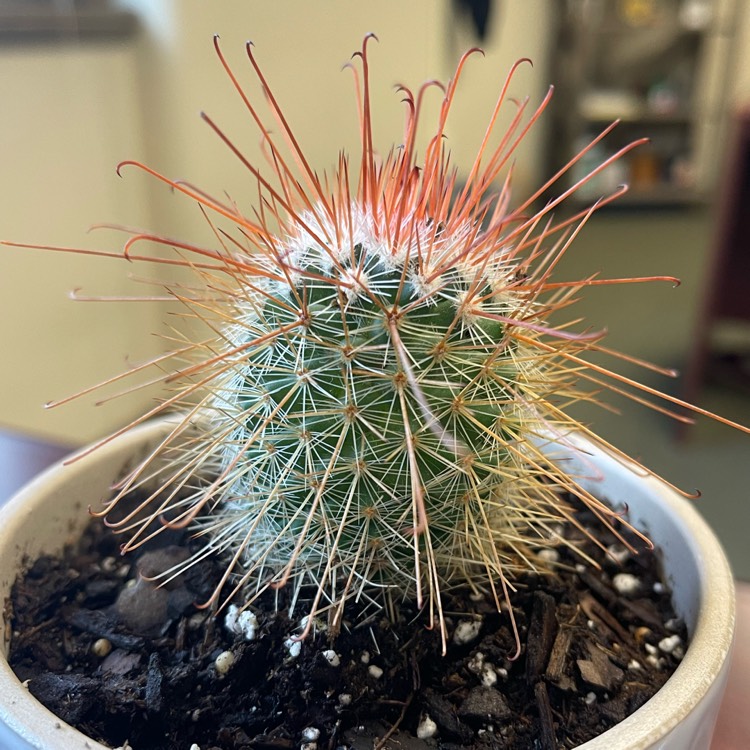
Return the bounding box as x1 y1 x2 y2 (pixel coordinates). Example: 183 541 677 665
0 416 736 750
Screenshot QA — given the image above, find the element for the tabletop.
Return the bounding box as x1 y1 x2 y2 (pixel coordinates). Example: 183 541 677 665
0 425 747 747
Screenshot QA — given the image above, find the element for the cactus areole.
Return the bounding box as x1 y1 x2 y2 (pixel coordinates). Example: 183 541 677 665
9 36 748 652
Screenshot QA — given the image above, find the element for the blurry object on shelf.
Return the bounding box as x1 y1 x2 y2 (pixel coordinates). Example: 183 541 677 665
579 89 643 120
630 147 662 189
670 154 696 189
618 0 660 27
679 0 713 31
0 0 136 40
647 80 681 115
547 0 738 208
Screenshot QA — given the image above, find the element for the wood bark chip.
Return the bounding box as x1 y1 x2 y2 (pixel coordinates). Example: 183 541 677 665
458 685 511 721
579 567 665 631
66 608 145 652
534 681 557 750
145 652 163 714
579 592 631 644
545 625 575 690
421 688 474 743
526 590 558 682
577 642 625 692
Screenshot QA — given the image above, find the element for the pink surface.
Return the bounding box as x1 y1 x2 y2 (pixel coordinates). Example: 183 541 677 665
712 580 750 749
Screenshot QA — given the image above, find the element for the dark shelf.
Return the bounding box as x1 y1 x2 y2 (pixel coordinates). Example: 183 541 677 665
547 0 737 209
0 6 138 42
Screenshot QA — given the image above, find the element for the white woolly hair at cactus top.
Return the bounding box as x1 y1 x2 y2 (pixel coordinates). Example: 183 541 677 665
5 35 748 653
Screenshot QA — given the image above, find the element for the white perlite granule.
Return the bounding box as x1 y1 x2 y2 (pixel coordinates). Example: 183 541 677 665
537 548 560 564
224 604 259 641
612 573 641 596
322 650 341 667
658 634 684 657
416 714 438 739
480 664 498 687
453 618 483 645
285 638 302 659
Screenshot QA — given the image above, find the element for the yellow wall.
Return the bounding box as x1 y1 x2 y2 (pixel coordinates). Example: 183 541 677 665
123 1 553 238
0 43 161 443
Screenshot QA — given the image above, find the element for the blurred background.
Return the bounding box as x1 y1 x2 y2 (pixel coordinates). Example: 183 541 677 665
1 0 749 578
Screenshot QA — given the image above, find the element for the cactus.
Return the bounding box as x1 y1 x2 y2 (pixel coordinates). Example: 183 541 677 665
7 36 748 649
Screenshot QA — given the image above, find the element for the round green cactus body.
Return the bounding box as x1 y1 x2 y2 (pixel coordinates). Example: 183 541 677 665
206 207 556 614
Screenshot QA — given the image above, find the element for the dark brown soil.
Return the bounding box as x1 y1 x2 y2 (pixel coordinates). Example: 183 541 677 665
8 496 686 750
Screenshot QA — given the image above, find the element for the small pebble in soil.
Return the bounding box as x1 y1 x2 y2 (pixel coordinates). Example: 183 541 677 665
136 546 190 580
416 714 438 739
653 581 666 594
612 572 641 595
187 613 207 631
114 578 169 634
91 638 112 657
338 693 352 706
360 650 370 664
214 650 235 675
453 617 483 645
322 649 341 667
367 664 384 679
634 626 652 644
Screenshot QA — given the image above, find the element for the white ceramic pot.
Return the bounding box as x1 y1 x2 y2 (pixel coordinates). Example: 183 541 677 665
0 418 735 750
